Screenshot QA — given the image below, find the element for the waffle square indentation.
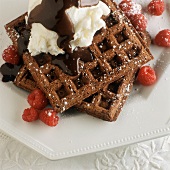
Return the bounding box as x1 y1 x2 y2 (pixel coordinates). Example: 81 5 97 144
99 96 112 109
46 69 58 83
56 85 68 99
115 28 129 44
91 65 106 81
108 79 123 94
98 38 112 53
127 45 141 59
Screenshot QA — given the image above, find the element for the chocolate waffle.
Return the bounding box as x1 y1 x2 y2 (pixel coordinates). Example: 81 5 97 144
5 13 27 49
13 41 150 121
22 0 153 113
14 65 136 121
14 65 37 91
14 33 150 121
5 0 153 119
76 69 137 121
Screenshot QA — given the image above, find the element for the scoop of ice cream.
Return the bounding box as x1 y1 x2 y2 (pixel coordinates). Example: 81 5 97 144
28 23 64 56
66 1 110 50
27 0 110 56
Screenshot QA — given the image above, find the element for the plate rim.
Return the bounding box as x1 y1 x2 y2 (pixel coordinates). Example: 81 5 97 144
0 118 170 160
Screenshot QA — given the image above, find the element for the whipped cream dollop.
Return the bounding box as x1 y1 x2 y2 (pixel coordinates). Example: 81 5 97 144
28 23 64 56
66 1 110 50
27 0 110 56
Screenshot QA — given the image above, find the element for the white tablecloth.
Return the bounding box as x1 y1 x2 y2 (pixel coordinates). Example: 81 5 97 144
0 131 170 170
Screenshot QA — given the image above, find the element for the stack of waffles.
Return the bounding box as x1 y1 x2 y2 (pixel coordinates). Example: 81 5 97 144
5 0 153 121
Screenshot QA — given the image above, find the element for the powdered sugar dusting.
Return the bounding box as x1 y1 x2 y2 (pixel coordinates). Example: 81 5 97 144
129 2 142 15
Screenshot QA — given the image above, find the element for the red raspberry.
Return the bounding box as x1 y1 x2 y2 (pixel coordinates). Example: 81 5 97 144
39 108 59 127
22 107 39 122
148 0 165 16
137 66 156 86
154 29 170 47
119 0 142 17
2 45 20 65
130 14 147 31
27 89 48 110
119 0 132 13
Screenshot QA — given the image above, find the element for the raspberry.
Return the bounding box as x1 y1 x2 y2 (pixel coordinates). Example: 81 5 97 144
119 0 132 13
2 45 20 65
148 0 165 16
137 66 156 86
27 89 48 110
119 0 142 17
154 29 170 47
130 14 147 31
22 107 39 122
39 108 59 127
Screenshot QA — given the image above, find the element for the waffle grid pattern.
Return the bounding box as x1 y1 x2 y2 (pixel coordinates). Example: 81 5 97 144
5 0 153 120
77 69 136 121
15 63 136 121
22 0 152 113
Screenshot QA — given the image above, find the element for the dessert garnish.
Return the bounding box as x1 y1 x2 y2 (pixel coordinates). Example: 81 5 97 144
0 45 21 82
22 89 59 126
17 0 110 76
154 29 170 47
130 14 147 31
39 108 59 127
2 45 20 65
119 0 142 17
28 0 99 38
137 66 156 86
27 89 48 110
22 107 39 122
147 0 165 16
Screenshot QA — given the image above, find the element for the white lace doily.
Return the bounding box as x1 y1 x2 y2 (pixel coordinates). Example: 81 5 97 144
0 131 170 170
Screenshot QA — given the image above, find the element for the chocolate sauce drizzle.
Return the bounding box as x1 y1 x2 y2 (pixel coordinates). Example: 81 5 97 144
17 0 100 78
27 0 98 75
0 1 100 82
17 29 30 56
28 0 99 38
0 63 21 82
51 48 94 75
34 48 94 76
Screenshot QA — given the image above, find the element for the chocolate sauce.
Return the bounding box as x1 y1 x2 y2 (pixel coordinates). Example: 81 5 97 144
32 47 93 76
52 54 73 75
28 0 99 39
28 0 98 76
0 1 101 85
52 48 94 75
28 0 99 37
34 54 52 66
0 63 21 82
17 30 30 56
28 0 74 40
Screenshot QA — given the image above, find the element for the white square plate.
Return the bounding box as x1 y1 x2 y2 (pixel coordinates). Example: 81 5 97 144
0 0 170 160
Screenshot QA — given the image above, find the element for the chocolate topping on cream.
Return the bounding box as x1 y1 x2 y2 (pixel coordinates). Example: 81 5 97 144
28 0 99 39
19 0 100 76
